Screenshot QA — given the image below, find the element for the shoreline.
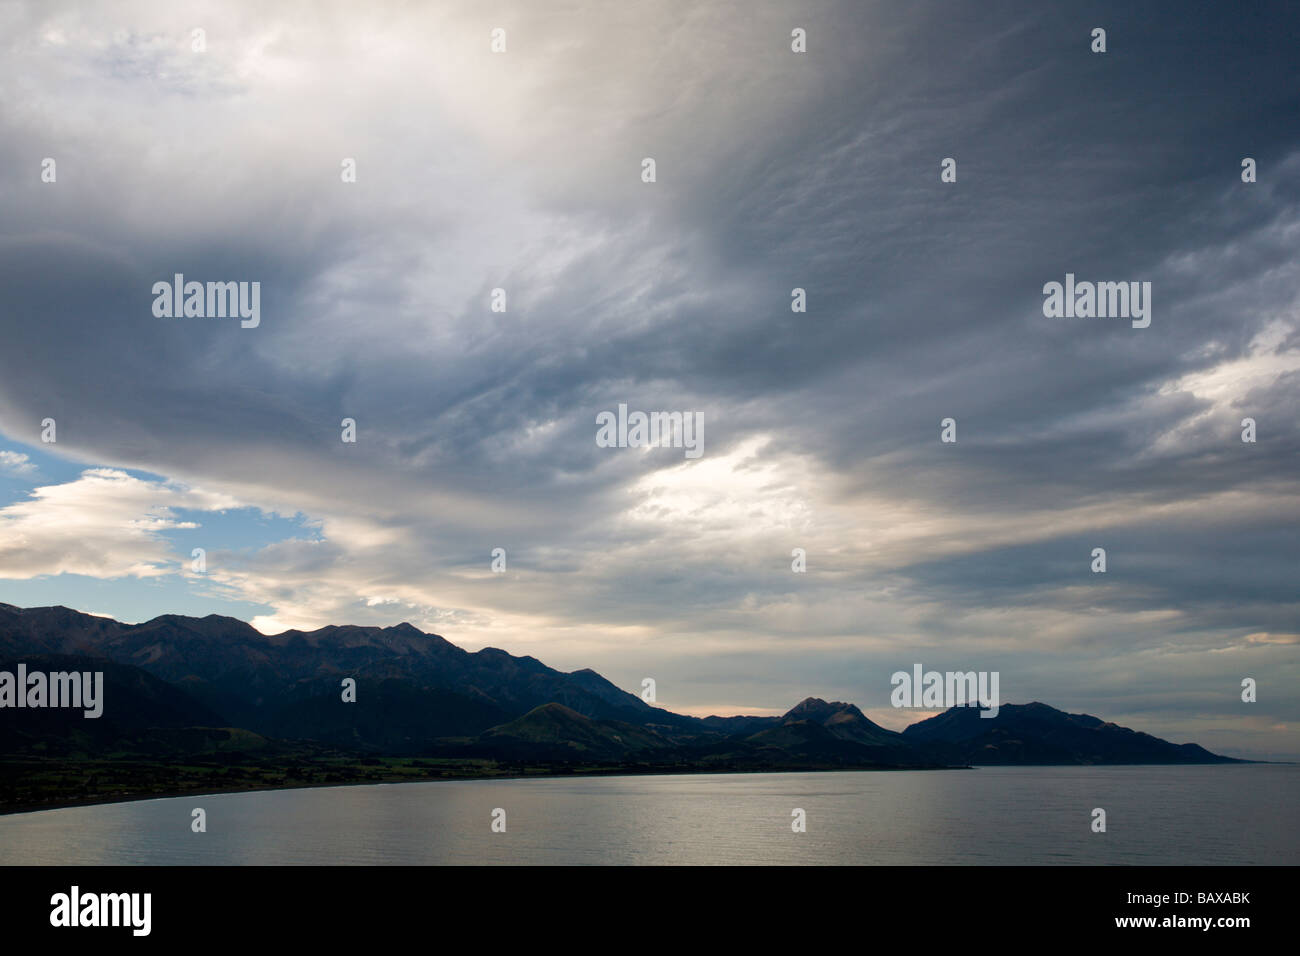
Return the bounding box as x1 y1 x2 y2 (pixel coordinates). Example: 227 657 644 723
0 761 969 818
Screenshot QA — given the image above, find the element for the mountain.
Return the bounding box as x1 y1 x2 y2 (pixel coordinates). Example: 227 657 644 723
782 697 906 748
264 678 513 752
475 703 673 760
0 602 665 746
699 713 781 735
0 604 1241 771
0 653 230 757
731 697 932 767
902 701 1239 765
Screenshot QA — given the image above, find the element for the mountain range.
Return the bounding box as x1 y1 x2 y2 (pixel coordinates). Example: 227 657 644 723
0 603 1240 777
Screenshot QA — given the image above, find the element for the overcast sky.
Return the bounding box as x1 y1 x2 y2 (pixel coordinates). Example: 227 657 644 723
1 0 1297 758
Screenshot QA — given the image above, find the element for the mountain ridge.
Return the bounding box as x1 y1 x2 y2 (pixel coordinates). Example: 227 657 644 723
0 604 1242 769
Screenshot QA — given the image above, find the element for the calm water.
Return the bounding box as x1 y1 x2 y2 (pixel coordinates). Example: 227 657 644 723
1 765 1295 865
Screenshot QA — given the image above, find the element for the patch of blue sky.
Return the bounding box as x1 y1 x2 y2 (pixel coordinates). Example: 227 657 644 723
0 572 271 626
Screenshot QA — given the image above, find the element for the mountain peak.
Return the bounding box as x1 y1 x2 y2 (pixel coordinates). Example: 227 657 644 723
784 697 862 720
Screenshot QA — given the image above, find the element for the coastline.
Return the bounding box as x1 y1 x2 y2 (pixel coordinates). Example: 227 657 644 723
0 760 969 818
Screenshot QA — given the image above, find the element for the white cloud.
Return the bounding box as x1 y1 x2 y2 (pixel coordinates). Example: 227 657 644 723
0 450 37 477
0 468 241 580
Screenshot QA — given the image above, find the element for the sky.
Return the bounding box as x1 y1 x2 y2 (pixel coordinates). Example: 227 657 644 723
0 0 1297 759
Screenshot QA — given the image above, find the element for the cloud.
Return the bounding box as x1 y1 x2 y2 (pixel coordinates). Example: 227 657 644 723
0 468 240 580
1245 632 1300 646
0 450 37 477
